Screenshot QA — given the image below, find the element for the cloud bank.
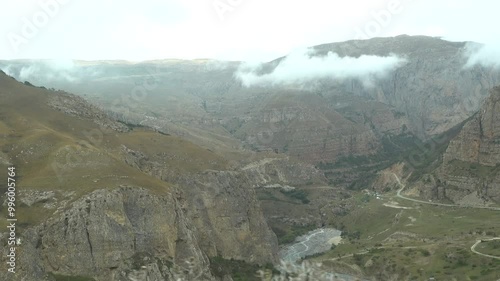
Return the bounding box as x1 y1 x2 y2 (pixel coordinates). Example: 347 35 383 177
234 48 407 87
464 42 500 68
0 60 101 85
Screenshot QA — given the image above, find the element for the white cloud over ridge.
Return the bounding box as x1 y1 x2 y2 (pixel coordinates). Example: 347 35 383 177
464 42 500 69
0 60 102 84
235 48 407 87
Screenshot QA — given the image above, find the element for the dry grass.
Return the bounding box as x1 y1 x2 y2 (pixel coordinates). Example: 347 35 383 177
0 72 228 231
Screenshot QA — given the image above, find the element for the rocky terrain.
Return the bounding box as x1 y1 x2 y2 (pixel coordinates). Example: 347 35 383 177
407 87 500 204
300 35 500 139
15 187 212 280
2 35 500 280
2 36 500 167
0 70 282 281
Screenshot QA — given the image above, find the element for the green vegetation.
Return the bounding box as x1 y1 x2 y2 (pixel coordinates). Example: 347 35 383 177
0 79 228 233
313 190 500 281
272 224 317 244
405 119 468 181
341 230 361 241
282 143 289 153
222 117 245 134
209 257 278 281
256 190 280 201
279 189 310 204
392 110 406 118
475 240 500 257
446 159 500 178
116 119 148 130
317 119 467 189
257 188 310 204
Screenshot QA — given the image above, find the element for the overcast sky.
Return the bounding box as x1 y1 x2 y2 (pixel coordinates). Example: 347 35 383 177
0 0 498 62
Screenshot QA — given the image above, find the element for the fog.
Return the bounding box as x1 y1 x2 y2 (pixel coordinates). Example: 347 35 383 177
0 60 101 85
235 48 407 87
464 42 500 69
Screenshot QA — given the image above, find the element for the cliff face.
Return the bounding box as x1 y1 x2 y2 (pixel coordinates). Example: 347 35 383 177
239 156 327 187
229 92 404 164
0 71 278 280
121 145 328 264
10 187 212 281
414 87 500 204
442 87 500 166
3 36 499 166
311 35 500 139
176 171 278 263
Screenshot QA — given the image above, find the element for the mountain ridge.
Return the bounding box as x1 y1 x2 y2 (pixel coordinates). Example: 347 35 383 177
0 71 280 280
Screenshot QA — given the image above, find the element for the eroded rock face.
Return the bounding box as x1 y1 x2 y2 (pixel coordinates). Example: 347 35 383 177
229 93 394 164
312 35 500 139
6 36 499 165
6 187 213 281
121 147 281 264
416 87 500 204
240 157 326 187
443 87 500 166
47 92 129 132
176 170 279 264
0 70 275 281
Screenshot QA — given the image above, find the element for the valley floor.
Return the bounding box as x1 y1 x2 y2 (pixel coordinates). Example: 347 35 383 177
304 183 500 280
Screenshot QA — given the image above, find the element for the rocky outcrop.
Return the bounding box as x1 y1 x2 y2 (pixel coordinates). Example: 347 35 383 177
0 70 279 281
176 171 279 263
312 35 500 139
121 146 280 264
415 87 500 204
47 92 129 132
5 36 499 165
443 87 500 165
239 157 326 187
3 187 215 281
230 93 387 164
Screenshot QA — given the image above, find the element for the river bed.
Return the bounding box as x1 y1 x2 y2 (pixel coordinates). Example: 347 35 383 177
279 228 342 262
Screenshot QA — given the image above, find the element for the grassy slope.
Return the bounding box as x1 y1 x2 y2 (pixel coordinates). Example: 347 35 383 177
0 72 307 281
0 72 227 231
314 191 500 280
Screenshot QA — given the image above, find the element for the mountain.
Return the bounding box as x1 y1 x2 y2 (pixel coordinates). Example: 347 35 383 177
3 36 500 193
2 35 500 280
0 70 280 280
410 86 500 204
310 35 500 138
2 36 499 167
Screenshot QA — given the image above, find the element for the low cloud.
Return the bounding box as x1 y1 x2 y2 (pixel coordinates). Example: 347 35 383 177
0 60 101 85
234 48 407 87
464 42 500 68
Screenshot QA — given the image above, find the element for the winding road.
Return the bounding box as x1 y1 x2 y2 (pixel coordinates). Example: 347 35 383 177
471 238 500 260
392 173 500 210
391 173 500 259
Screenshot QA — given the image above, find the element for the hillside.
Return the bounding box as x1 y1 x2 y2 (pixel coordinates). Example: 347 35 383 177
1 35 500 280
408 86 500 205
2 36 499 168
0 71 279 281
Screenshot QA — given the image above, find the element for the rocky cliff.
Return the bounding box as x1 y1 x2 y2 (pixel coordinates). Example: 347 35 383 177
412 87 500 204
0 71 278 280
229 92 389 164
307 35 500 139
6 187 211 281
121 145 328 263
3 36 499 166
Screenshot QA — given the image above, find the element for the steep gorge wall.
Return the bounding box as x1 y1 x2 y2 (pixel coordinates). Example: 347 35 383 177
413 87 500 204
121 147 283 265
2 187 214 281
